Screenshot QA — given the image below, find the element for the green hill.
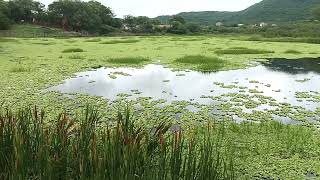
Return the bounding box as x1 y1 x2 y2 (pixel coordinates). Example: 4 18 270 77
156 0 320 25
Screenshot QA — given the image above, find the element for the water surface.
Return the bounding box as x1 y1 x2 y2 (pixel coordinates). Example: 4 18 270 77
49 58 320 111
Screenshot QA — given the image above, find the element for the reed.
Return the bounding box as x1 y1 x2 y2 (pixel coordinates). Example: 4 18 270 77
0 106 318 179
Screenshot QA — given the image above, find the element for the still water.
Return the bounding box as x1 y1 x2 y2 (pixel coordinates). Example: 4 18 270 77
49 58 320 110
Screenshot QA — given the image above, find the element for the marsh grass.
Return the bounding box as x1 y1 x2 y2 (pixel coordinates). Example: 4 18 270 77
215 47 274 55
171 37 207 42
106 57 150 64
84 38 101 42
284 50 302 54
62 48 84 53
0 38 18 43
10 66 31 73
175 55 226 72
243 36 320 44
100 39 140 44
69 54 86 59
32 42 56 45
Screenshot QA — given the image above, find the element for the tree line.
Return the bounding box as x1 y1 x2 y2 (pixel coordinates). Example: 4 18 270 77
0 0 202 35
0 0 320 36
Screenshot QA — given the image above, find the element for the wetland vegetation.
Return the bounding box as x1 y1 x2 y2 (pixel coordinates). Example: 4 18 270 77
1 36 320 179
1 0 320 179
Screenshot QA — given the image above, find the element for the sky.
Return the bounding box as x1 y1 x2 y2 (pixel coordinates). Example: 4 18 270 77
39 0 263 18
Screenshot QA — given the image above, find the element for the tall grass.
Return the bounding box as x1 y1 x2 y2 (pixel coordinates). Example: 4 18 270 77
0 106 318 179
0 106 235 179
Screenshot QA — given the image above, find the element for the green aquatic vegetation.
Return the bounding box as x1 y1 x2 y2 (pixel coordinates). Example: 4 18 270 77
100 39 140 44
175 55 226 72
284 50 302 54
215 48 274 55
31 41 56 45
295 92 320 102
112 71 131 76
68 54 86 59
249 80 260 84
106 57 150 64
295 78 310 83
62 48 84 53
84 38 101 42
0 38 18 42
10 66 31 73
242 36 320 44
249 89 263 94
108 74 117 79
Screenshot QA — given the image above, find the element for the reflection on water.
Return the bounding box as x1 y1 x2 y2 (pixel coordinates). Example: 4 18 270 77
263 58 320 74
49 58 320 111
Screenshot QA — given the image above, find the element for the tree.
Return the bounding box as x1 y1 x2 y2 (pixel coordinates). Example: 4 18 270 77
168 21 188 34
123 15 136 30
186 23 201 33
48 0 116 33
7 0 45 23
169 15 186 24
0 0 10 29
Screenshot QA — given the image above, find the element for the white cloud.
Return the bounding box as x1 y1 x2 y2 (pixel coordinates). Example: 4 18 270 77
39 0 262 18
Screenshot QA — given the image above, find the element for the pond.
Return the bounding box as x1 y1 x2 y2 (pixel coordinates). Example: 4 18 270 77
49 58 320 113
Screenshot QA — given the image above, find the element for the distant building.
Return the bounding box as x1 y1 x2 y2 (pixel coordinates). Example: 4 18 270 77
237 24 245 27
259 22 268 27
271 24 278 27
216 22 223 27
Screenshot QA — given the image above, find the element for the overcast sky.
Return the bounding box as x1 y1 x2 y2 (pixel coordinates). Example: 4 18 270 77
39 0 262 18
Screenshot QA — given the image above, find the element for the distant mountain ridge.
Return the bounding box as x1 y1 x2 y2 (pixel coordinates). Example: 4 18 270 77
156 0 320 25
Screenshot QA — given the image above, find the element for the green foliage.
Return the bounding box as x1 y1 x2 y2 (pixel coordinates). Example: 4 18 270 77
7 0 45 23
48 0 117 33
106 57 150 64
215 48 274 55
0 0 10 30
62 48 84 53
